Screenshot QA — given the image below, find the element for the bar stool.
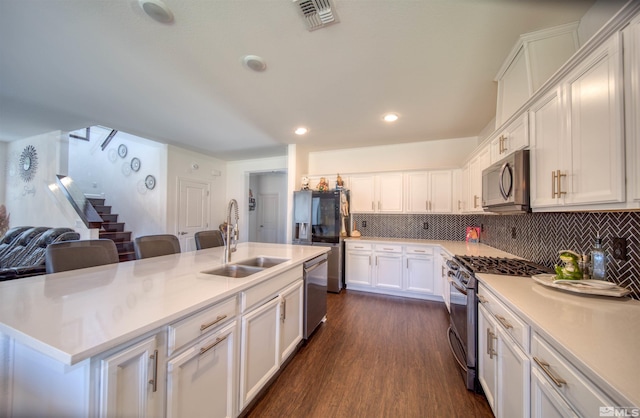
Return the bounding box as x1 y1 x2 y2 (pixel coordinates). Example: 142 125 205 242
45 239 119 273
194 230 225 250
133 234 181 259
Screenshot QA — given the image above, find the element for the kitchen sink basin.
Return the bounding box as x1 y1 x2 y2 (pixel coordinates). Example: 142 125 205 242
234 256 289 268
200 264 264 278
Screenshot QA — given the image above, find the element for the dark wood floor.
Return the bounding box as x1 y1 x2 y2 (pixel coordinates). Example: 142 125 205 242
245 290 493 418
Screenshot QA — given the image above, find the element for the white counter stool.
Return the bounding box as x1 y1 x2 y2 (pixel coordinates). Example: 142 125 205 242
133 234 180 259
45 239 119 273
194 230 225 250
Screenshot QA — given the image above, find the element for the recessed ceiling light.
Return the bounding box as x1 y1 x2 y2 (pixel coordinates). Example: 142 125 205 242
138 0 174 24
383 113 399 122
295 127 308 135
243 55 267 72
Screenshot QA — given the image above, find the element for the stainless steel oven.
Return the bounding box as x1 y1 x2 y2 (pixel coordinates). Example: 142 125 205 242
446 255 552 392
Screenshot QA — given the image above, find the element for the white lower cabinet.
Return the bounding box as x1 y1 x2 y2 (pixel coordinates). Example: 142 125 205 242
239 296 281 411
345 241 439 300
99 334 165 418
477 284 529 418
166 322 237 418
279 280 304 363
531 367 578 418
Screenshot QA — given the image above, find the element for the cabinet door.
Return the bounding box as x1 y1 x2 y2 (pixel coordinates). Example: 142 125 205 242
496 326 530 418
429 170 453 213
374 252 403 290
349 175 376 213
531 367 579 418
460 165 470 212
627 16 640 202
239 296 281 410
468 147 490 212
529 87 567 208
497 46 530 127
280 280 304 362
405 171 430 213
565 34 624 206
166 322 236 418
404 255 435 294
477 305 498 415
345 250 372 286
377 173 403 212
99 335 163 418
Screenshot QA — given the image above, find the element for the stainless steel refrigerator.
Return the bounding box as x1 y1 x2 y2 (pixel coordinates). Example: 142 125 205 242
293 190 349 293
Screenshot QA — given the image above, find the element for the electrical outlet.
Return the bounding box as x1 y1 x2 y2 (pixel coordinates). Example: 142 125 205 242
511 227 517 239
362 221 367 228
612 237 627 261
423 222 429 230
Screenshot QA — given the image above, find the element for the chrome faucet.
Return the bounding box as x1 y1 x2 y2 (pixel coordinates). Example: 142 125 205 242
224 199 239 263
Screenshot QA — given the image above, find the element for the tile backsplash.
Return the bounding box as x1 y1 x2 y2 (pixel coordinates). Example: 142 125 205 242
351 211 640 300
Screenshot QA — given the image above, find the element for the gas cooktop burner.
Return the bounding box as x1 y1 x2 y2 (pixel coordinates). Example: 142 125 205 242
454 256 552 277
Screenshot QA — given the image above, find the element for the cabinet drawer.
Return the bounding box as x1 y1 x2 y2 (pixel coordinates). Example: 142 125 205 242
346 242 372 251
374 244 402 253
405 246 434 255
477 284 529 351
241 266 302 312
168 296 237 356
532 333 614 417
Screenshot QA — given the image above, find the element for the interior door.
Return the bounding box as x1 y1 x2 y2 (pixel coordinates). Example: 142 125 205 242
177 179 210 251
257 193 278 243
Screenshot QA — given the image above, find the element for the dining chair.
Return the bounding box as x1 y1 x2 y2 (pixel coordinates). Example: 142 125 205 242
133 234 181 259
194 230 225 250
45 239 119 273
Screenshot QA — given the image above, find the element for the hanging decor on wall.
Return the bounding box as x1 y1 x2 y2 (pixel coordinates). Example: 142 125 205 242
131 157 141 172
117 144 128 158
249 189 256 211
145 175 156 190
18 145 38 183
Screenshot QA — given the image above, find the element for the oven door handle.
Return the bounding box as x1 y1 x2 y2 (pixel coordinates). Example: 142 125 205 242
447 276 468 296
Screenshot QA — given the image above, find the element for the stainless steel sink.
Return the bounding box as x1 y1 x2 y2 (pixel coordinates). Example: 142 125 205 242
235 256 289 268
200 264 264 278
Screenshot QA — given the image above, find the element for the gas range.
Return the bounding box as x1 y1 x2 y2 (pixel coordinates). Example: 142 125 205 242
454 255 552 277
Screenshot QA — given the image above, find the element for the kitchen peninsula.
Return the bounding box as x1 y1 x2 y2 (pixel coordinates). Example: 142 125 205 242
0 242 329 417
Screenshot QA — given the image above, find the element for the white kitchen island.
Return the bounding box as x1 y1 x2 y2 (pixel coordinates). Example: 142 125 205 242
0 242 329 418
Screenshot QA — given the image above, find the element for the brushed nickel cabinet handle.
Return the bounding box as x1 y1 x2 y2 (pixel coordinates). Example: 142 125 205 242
487 328 497 359
372 201 375 210
200 335 228 355
200 314 228 332
495 314 513 330
557 170 566 196
534 357 567 387
477 295 488 304
552 171 557 198
148 349 158 392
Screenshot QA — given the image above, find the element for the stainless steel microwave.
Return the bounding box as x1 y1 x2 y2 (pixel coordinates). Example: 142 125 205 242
482 149 530 213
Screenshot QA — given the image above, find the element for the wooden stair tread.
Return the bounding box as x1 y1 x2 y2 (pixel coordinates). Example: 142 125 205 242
86 194 133 263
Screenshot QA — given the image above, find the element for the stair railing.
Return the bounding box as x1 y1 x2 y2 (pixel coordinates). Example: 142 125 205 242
55 175 104 228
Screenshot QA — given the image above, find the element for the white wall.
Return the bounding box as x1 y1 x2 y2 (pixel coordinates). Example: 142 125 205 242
165 145 227 235
578 0 628 45
307 137 479 175
4 131 75 228
226 156 288 242
68 127 168 238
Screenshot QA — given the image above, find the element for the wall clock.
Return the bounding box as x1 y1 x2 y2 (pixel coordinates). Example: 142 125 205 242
118 144 128 158
145 175 156 190
19 145 38 183
131 157 141 172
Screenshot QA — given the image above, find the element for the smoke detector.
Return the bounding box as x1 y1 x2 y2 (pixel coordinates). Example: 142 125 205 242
293 0 339 31
139 0 174 24
243 55 267 72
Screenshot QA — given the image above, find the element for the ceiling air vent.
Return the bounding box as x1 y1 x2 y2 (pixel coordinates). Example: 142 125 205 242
293 0 339 31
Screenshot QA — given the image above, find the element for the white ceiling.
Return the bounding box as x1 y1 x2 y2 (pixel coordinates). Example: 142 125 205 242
0 0 597 160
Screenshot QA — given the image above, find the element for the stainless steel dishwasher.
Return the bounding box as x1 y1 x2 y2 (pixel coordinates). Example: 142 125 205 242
303 253 328 339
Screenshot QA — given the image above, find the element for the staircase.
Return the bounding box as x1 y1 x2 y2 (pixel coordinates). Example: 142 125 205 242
86 198 136 262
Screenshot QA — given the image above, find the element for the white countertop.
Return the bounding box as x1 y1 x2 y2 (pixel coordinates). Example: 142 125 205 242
0 242 328 365
478 273 640 408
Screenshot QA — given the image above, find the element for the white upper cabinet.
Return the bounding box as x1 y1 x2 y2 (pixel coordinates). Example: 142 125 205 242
626 14 640 202
466 146 491 213
530 33 624 210
405 170 453 214
490 114 529 164
350 173 403 213
496 23 579 127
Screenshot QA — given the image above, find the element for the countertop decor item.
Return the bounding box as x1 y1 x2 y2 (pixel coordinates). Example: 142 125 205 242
532 274 631 298
350 220 361 237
